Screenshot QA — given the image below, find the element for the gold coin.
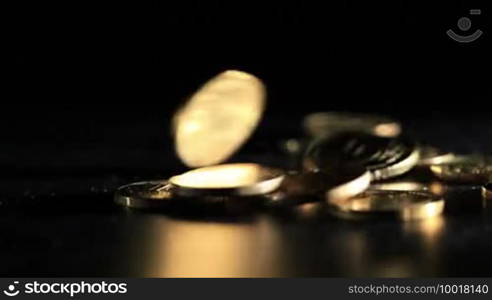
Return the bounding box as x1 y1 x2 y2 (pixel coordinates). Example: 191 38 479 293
303 112 401 138
482 182 492 201
418 146 456 166
266 168 371 206
304 132 420 181
370 181 428 192
173 70 266 167
114 180 173 209
370 180 447 196
169 163 285 197
328 190 444 221
430 156 492 184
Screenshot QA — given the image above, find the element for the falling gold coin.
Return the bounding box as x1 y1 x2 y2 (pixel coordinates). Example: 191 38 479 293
173 70 266 167
169 163 285 197
430 156 492 184
303 112 401 138
114 180 173 209
328 190 444 221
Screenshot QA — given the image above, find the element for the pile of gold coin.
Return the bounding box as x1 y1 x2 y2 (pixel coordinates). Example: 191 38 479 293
114 70 492 220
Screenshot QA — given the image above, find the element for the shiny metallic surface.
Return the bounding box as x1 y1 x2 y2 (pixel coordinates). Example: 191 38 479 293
303 112 401 138
264 168 371 206
328 190 444 221
169 163 285 197
418 146 456 166
483 183 492 201
114 180 173 209
430 156 492 184
173 70 266 167
304 133 419 181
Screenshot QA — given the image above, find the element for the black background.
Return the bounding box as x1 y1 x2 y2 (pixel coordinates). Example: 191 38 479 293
3 0 490 173
5 0 490 115
1 0 492 277
4 0 490 167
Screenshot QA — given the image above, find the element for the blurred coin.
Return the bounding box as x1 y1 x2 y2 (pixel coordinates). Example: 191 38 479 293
430 156 492 184
371 181 427 192
328 190 444 221
114 180 172 209
266 167 371 206
418 146 456 166
483 182 492 201
279 139 304 155
169 163 285 197
303 112 401 138
304 132 419 181
371 180 447 196
173 70 266 167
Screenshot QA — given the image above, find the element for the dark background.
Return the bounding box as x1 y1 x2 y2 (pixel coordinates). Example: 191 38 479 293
5 0 490 114
3 0 490 171
1 1 491 277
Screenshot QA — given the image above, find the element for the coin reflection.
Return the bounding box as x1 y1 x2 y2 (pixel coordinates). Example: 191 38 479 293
328 216 446 277
328 231 416 277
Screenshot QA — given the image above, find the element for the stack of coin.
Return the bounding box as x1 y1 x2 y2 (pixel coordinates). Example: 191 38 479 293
303 132 420 181
116 70 290 211
114 70 491 221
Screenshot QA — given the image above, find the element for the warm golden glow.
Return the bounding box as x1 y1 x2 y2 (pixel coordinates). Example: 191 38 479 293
400 200 444 221
174 70 266 167
326 170 372 201
430 158 492 183
371 147 420 181
331 190 444 221
373 123 401 138
169 163 284 196
303 112 401 138
429 181 446 196
142 217 287 277
371 181 426 192
372 181 446 196
483 183 492 204
170 163 279 188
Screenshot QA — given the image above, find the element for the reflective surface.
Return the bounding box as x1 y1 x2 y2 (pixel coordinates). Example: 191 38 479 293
2 184 490 277
2 116 492 277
